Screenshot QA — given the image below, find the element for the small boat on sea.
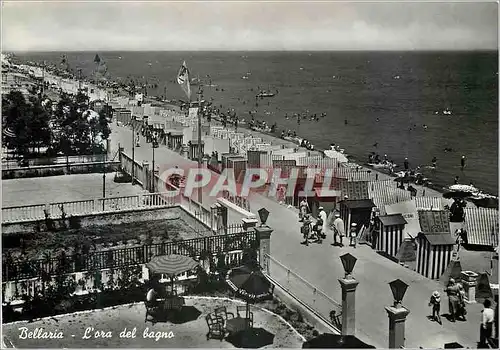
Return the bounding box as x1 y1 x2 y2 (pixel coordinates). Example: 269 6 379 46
256 90 275 98
368 162 397 170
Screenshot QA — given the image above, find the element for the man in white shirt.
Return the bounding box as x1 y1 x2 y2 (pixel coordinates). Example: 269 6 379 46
331 213 345 247
479 299 495 347
318 207 328 238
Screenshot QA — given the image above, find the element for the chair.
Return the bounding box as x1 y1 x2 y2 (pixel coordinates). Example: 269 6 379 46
236 306 253 327
214 306 235 323
205 314 226 341
145 300 161 324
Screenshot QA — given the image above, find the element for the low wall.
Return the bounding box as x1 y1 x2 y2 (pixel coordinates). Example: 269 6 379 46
2 161 120 179
2 206 183 235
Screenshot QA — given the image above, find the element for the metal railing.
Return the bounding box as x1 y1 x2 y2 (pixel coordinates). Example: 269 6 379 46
3 230 257 281
2 192 179 223
263 253 342 330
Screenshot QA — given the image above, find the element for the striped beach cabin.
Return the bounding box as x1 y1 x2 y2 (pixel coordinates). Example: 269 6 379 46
416 232 455 280
463 208 499 247
338 199 375 234
375 214 408 258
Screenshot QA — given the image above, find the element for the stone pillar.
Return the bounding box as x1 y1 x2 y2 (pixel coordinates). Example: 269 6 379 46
461 270 478 303
142 265 150 282
338 277 359 336
254 226 273 274
142 161 149 191
385 305 410 349
242 218 259 231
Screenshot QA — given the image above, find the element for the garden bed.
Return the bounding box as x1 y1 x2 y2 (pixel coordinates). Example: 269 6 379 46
3 264 320 342
3 218 198 261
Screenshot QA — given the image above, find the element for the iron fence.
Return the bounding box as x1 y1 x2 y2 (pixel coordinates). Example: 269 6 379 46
3 230 257 281
263 253 342 330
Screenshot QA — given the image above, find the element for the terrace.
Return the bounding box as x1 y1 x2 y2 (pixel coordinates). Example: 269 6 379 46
2 297 306 348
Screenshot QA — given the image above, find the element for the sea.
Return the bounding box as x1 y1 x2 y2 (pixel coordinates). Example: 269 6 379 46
12 51 499 195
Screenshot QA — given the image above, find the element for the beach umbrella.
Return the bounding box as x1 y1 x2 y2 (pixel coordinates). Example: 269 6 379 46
226 327 275 348
302 334 376 348
443 191 472 199
147 254 199 291
226 265 273 320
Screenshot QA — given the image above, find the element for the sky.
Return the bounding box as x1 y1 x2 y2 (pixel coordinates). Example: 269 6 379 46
1 1 498 51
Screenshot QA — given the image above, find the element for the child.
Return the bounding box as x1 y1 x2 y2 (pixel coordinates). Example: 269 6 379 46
429 291 442 324
349 223 358 248
301 215 312 246
312 217 323 244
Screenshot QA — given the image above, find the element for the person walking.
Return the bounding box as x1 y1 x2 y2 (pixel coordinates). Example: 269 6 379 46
318 207 328 240
349 223 358 248
404 157 409 171
461 155 466 171
479 299 495 347
457 283 467 321
299 198 309 222
301 215 312 246
429 291 442 324
432 156 437 168
445 278 460 322
331 213 345 247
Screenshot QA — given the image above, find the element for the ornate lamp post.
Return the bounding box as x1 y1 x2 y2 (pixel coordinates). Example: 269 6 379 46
340 253 357 279
258 208 270 226
389 279 409 308
385 279 410 349
151 135 158 192
338 253 359 336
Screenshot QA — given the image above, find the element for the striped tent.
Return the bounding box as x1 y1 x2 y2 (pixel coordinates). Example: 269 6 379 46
463 208 499 247
146 254 199 276
416 233 455 280
414 197 450 211
368 180 412 215
376 214 408 258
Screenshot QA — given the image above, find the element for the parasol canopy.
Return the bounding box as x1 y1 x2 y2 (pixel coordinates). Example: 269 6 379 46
146 254 199 276
443 191 472 199
226 265 273 300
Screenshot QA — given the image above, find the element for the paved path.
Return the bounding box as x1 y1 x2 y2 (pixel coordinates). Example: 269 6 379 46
2 173 143 207
109 121 484 348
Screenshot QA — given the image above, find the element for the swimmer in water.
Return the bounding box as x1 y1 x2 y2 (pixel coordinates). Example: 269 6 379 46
423 124 428 130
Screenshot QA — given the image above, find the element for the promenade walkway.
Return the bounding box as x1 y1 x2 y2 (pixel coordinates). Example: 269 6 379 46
109 122 484 348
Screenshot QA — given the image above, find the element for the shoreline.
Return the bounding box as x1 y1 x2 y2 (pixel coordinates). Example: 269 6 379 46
3 62 489 204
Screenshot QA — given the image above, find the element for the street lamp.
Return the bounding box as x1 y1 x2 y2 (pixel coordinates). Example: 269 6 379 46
339 253 357 279
389 279 409 308
257 208 270 226
151 135 158 192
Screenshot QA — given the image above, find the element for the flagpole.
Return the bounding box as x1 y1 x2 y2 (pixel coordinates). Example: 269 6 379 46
197 86 203 205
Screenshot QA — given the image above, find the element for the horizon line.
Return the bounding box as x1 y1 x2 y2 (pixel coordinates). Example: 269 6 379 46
6 49 498 53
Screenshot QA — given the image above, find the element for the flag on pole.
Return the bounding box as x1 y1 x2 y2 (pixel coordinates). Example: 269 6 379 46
177 61 191 100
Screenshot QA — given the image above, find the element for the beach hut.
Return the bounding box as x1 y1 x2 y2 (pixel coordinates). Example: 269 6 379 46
188 140 205 161
418 210 451 235
340 180 369 200
415 232 455 279
463 208 499 247
166 130 183 150
375 214 408 258
338 199 375 234
368 180 412 215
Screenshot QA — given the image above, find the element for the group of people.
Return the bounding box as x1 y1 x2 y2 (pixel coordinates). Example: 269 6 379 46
429 280 497 347
298 199 358 248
